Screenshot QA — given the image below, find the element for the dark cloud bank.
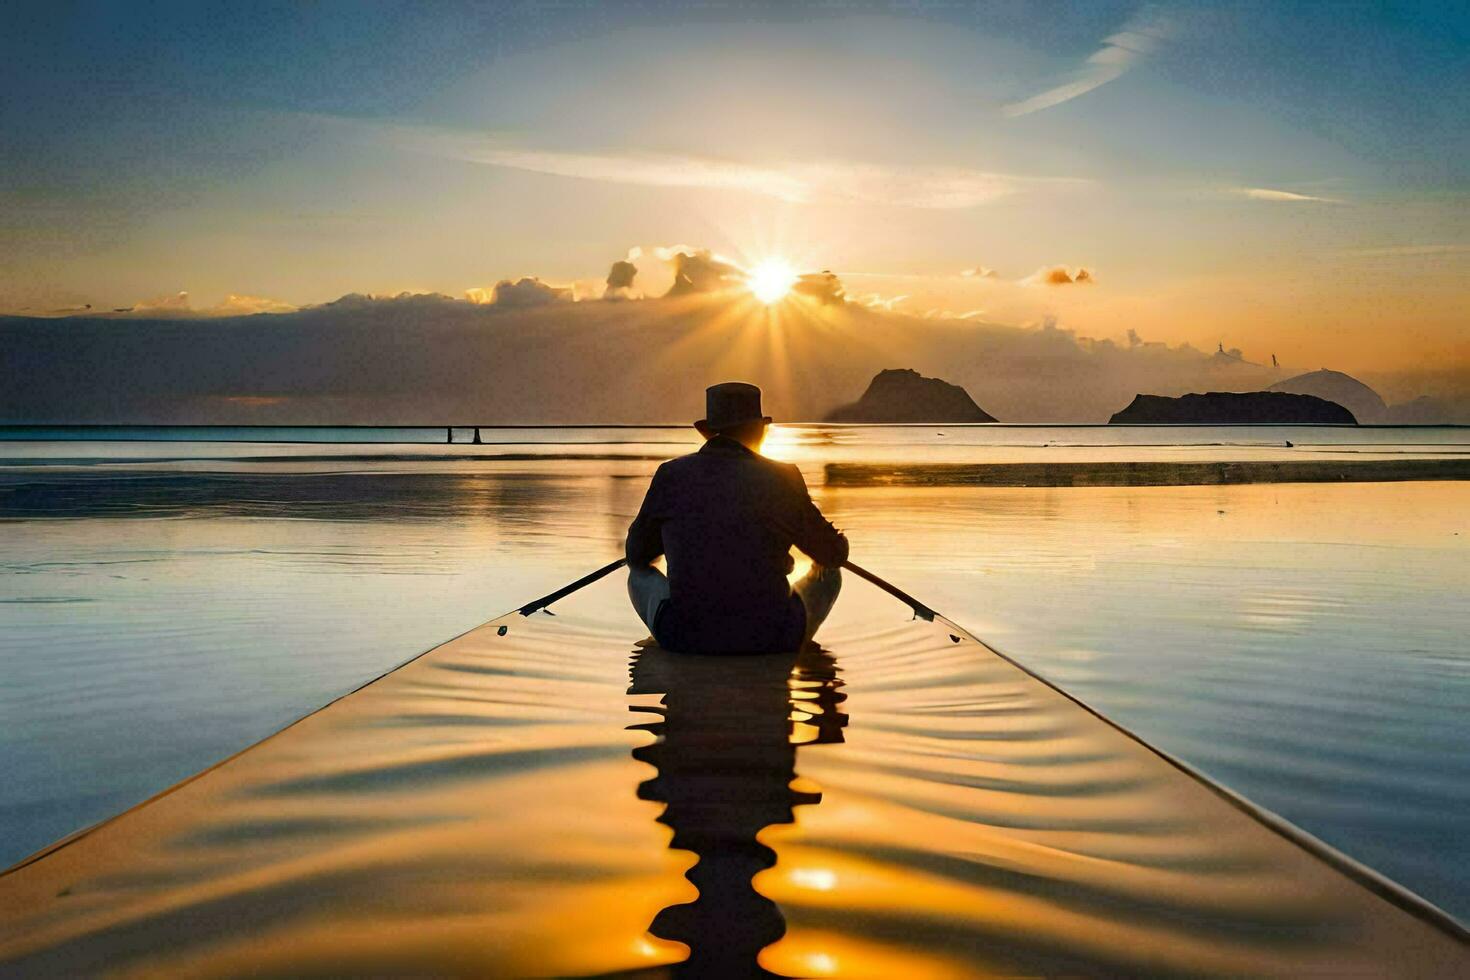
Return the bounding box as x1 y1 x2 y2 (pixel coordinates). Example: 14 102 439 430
2 281 1463 425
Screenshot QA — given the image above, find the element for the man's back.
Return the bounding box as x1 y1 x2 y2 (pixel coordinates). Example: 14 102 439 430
626 435 848 653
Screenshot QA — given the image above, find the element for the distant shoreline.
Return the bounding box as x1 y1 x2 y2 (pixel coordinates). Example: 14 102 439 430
826 459 1470 487
2 421 1469 442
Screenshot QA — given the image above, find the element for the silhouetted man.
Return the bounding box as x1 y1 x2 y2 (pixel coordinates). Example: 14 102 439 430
626 382 848 654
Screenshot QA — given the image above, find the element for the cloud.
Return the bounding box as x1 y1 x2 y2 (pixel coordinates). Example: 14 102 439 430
123 291 296 317
466 277 571 307
960 267 997 279
1 286 1310 425
660 253 848 305
132 291 192 313
1237 187 1344 203
852 292 907 312
604 260 638 299
922 307 989 320
213 294 297 315
664 249 744 297
637 246 846 304
792 271 846 305
351 119 1082 210
1023 265 1095 286
323 291 458 311
1003 7 1172 117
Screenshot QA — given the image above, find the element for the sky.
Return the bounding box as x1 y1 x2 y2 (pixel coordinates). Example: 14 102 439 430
1 0 1466 375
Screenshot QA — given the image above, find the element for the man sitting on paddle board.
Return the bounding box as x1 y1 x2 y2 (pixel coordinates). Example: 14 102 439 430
626 382 849 654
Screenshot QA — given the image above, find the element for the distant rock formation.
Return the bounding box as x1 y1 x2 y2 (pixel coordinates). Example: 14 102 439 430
1267 370 1386 422
1109 391 1358 425
826 368 997 423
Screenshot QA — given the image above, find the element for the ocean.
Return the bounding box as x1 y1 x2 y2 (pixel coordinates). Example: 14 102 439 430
1 424 1467 928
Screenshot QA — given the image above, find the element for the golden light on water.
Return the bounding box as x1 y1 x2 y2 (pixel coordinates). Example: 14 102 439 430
789 867 839 891
747 258 797 304
759 423 803 461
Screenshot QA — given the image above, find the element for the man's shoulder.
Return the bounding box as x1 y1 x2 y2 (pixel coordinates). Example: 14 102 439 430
659 452 703 473
650 452 705 486
762 455 802 478
751 455 806 497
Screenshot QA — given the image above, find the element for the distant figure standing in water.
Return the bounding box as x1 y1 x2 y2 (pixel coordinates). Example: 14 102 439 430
473 427 482 445
626 382 848 653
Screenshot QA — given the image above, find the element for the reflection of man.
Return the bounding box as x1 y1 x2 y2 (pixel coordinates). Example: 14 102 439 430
628 644 846 974
626 382 848 654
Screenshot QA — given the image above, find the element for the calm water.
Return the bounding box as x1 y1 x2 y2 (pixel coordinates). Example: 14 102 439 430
1 425 1467 932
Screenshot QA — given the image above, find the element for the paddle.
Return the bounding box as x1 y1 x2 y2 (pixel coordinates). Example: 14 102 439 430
513 557 935 623
839 561 936 621
516 557 628 617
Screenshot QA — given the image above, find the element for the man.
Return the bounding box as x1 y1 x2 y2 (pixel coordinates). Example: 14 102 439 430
626 382 848 654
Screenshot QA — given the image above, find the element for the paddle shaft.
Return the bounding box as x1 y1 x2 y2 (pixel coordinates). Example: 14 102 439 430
841 560 936 621
515 555 934 624
517 557 627 616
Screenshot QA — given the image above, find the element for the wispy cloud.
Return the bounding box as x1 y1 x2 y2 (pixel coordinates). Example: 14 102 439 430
344 118 1082 210
1236 187 1344 203
1003 7 1172 117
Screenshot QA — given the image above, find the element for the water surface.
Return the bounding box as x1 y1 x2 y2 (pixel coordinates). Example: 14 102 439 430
1 426 1466 929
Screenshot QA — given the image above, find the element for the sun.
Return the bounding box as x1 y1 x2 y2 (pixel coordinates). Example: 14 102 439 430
747 258 797 304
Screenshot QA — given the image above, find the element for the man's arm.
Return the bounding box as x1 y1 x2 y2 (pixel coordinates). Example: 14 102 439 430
782 464 850 568
625 466 668 566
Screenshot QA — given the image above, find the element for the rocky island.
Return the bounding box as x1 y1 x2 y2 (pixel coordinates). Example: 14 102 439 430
826 368 997 423
1109 391 1358 425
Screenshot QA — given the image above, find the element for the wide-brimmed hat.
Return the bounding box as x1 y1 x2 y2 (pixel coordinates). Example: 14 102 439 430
696 381 773 431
